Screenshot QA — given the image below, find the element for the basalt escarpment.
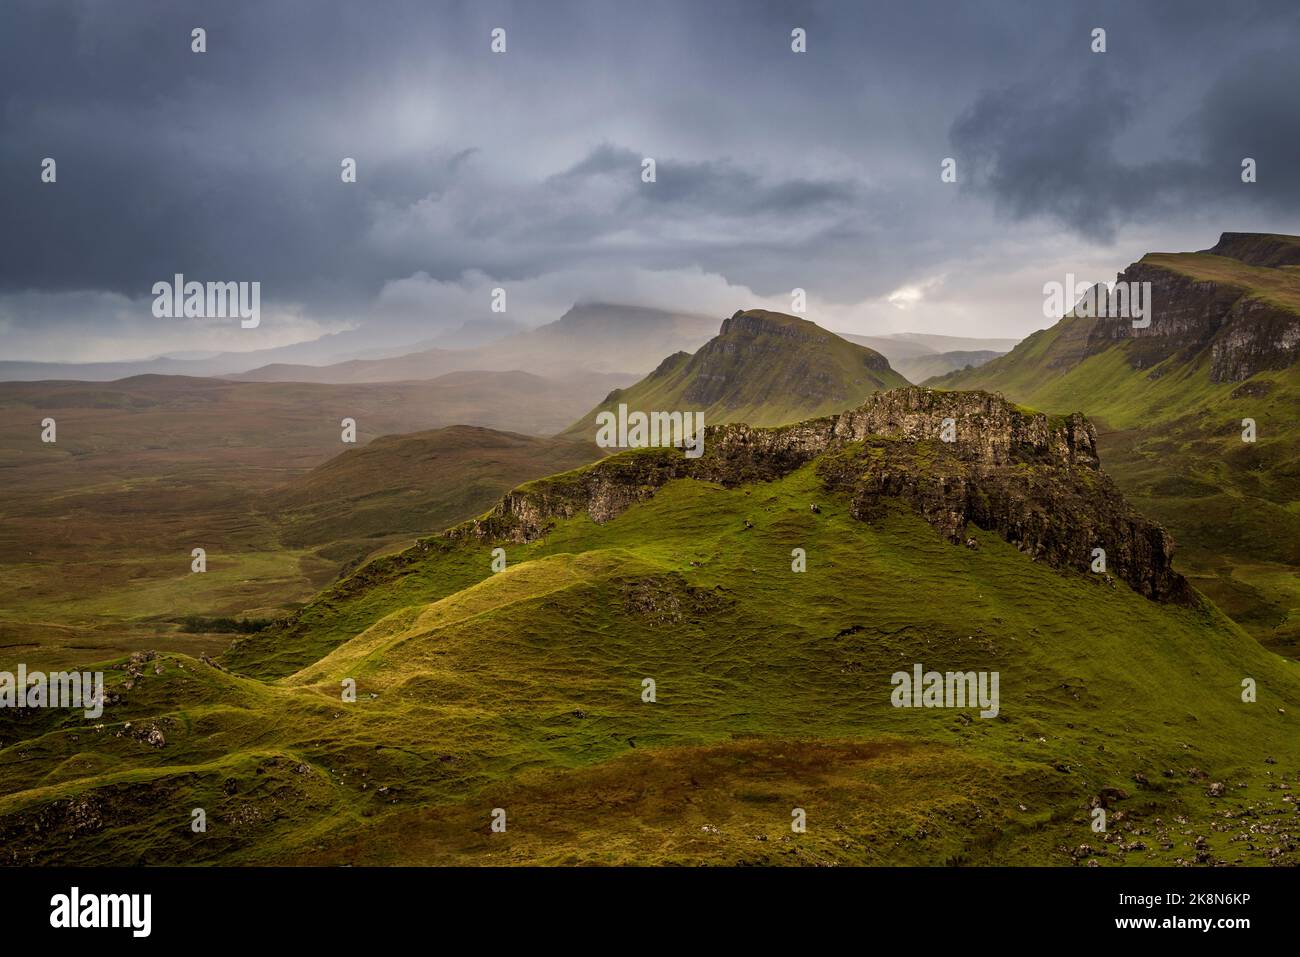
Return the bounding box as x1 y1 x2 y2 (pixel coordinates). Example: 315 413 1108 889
1069 234 1300 382
456 387 1192 604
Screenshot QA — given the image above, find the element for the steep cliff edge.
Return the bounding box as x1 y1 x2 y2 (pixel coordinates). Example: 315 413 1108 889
1108 255 1300 382
468 388 1190 604
938 232 1300 390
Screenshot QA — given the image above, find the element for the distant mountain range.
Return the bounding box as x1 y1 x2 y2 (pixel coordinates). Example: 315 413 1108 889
935 231 1300 656
228 303 720 383
836 332 1018 383
0 322 453 383
0 301 1016 386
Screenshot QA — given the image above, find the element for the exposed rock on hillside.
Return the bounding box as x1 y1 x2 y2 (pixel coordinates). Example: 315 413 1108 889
1066 233 1300 382
459 388 1192 604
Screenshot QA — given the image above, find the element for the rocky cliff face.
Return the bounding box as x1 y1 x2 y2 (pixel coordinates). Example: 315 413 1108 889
1073 233 1300 382
455 387 1192 604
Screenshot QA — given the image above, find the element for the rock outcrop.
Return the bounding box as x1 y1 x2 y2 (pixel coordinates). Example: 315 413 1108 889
456 387 1193 604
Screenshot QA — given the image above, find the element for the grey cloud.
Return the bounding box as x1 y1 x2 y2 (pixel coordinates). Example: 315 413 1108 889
2 0 1298 360
950 41 1300 241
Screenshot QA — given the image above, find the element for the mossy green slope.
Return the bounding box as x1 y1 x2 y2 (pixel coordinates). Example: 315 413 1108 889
4 396 1298 866
562 309 910 441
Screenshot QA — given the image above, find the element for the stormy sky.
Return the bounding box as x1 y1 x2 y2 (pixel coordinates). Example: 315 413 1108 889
2 0 1298 362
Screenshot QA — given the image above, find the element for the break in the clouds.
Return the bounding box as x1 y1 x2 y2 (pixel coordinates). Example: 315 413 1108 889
1 0 1298 362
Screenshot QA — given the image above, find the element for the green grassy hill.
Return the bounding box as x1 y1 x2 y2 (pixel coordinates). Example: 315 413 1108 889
4 388 1296 866
561 309 910 440
934 233 1300 657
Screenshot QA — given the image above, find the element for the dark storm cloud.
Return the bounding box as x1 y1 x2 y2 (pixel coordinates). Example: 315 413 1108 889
0 0 415 304
949 12 1300 241
1 0 1298 359
0 0 870 305
950 68 1201 242
1187 47 1300 206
